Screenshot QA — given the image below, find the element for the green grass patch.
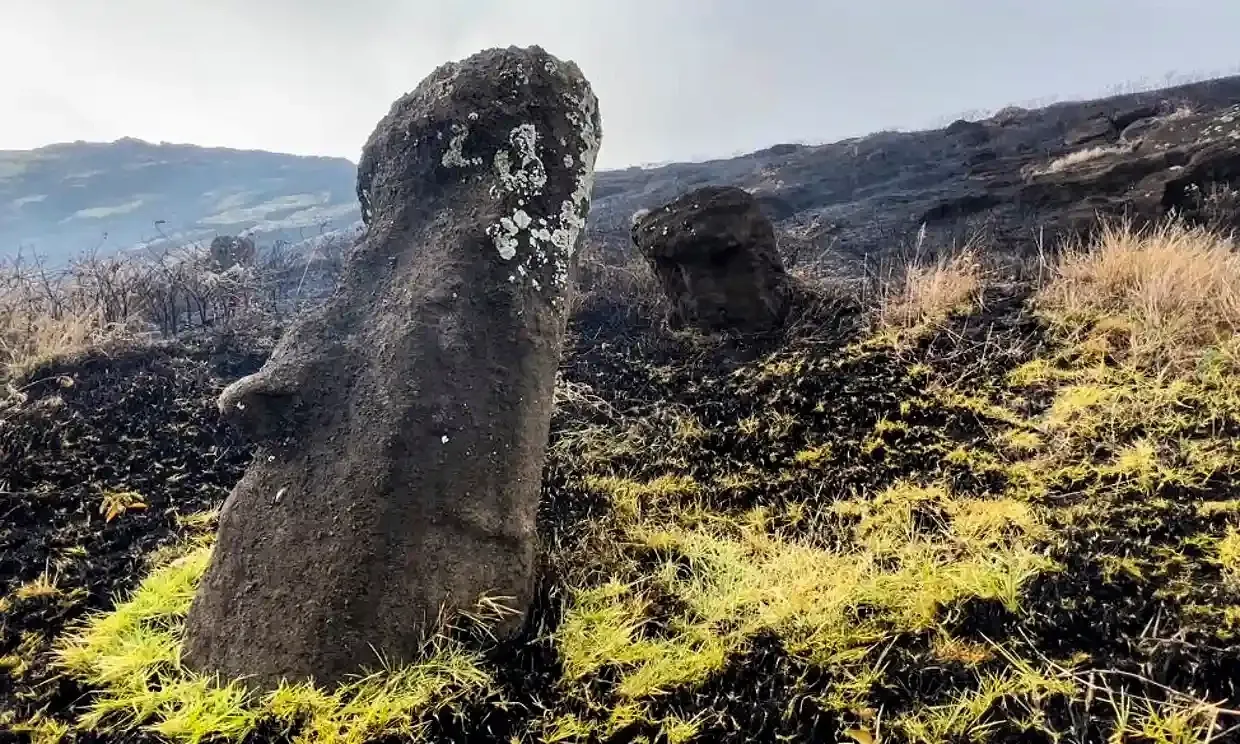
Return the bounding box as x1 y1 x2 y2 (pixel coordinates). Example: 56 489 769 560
53 547 493 744
555 479 1057 726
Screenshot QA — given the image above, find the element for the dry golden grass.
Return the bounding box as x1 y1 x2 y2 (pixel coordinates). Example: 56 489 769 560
54 548 496 744
876 249 983 334
560 478 1054 718
1037 144 1133 175
1035 220 1240 370
0 298 128 380
1219 527 1240 588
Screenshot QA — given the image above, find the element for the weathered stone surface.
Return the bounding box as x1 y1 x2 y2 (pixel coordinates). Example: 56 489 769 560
208 235 256 270
632 186 789 332
182 45 601 689
945 118 990 146
1064 115 1116 147
1019 103 1240 233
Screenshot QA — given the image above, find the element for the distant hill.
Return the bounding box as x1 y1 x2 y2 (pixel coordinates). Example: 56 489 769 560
585 75 1240 271
6 72 1240 268
0 138 360 263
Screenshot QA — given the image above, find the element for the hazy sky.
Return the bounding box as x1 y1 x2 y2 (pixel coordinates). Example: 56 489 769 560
3 0 1240 169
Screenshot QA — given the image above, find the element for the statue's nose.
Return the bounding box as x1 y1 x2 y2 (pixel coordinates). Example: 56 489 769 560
218 371 298 443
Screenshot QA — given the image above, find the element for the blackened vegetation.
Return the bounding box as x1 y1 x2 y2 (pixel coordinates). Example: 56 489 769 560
541 285 1240 742
532 290 1063 742
4 283 1240 743
0 343 259 727
1020 485 1240 702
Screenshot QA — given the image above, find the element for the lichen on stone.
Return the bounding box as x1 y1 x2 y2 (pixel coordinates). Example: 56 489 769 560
426 65 460 105
490 216 521 260
442 123 483 169
493 124 547 197
482 71 600 293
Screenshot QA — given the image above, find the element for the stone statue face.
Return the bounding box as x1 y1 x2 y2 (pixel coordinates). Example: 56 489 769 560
182 45 603 689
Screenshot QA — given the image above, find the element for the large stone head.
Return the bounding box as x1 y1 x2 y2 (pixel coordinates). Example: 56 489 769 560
219 45 602 444
183 46 603 689
355 45 600 297
632 185 789 331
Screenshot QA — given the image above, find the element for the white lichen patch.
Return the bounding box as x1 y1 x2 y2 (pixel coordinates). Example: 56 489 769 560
483 78 601 295
491 216 521 260
502 62 531 88
426 65 461 105
545 84 601 289
493 123 547 197
442 123 483 168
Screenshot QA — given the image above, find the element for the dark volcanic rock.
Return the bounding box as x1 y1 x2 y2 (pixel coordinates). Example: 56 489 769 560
1063 115 1116 147
182 45 602 690
632 185 789 332
945 119 990 146
1019 103 1240 234
586 75 1240 269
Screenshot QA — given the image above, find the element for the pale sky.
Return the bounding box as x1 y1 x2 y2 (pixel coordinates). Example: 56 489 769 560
2 0 1239 170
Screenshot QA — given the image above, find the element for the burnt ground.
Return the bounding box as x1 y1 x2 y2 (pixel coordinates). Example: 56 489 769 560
3 291 1240 743
0 340 264 739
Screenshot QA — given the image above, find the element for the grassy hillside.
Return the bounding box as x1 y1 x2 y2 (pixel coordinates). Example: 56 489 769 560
2 220 1240 743
0 139 359 264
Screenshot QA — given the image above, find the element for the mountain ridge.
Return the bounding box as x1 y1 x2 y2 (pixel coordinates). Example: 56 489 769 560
0 138 360 261
6 72 1240 266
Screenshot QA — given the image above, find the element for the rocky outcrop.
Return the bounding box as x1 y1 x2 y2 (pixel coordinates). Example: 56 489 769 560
182 45 601 689
586 75 1240 270
1019 104 1240 234
632 186 789 332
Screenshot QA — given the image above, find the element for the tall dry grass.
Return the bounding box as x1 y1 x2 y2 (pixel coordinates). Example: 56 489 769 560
0 302 130 380
0 233 351 381
1037 144 1134 175
567 242 664 333
0 264 142 380
1035 219 1240 370
876 248 984 333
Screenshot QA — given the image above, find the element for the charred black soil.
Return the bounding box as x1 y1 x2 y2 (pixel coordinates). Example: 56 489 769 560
1 343 261 735
3 284 1240 743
